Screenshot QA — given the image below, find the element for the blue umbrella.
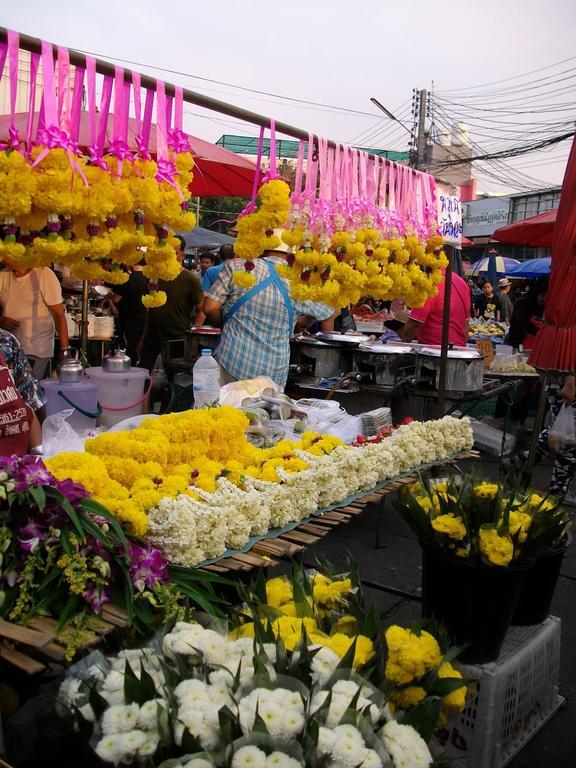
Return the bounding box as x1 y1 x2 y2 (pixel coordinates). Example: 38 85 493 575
506 257 551 278
466 255 520 275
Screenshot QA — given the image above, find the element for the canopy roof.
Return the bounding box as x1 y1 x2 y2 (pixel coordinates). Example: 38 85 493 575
215 134 411 163
177 226 235 250
0 113 262 197
492 209 556 248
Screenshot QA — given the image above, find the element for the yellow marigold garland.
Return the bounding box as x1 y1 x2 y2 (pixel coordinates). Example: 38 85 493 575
0 148 196 308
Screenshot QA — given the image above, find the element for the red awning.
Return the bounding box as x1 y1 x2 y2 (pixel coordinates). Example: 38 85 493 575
493 209 556 248
529 138 576 372
0 113 262 197
461 236 473 246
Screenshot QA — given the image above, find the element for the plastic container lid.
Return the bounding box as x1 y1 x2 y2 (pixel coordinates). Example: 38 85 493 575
358 343 414 354
201 348 213 355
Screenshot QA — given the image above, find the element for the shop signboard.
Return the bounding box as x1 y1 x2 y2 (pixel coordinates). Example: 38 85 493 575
437 187 462 245
462 197 510 237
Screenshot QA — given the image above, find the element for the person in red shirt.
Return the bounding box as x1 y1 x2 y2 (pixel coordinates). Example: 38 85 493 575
400 272 471 346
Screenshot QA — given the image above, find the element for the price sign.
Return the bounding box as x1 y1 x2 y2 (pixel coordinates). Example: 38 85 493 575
475 338 494 367
437 190 462 246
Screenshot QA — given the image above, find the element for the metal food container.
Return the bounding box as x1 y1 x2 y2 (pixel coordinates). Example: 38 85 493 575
354 343 416 386
416 346 484 392
184 326 221 361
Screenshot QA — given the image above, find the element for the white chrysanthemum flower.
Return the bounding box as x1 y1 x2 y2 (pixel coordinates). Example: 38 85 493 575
317 725 336 756
310 646 341 685
137 731 160 757
361 749 384 768
78 703 96 723
138 699 166 731
332 680 361 699
117 729 148 755
381 720 432 768
331 736 368 768
102 670 124 693
231 745 268 768
95 733 125 763
101 703 140 735
184 759 213 768
266 751 302 768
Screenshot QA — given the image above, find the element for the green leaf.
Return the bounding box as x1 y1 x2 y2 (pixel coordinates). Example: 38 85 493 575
180 727 202 754
56 596 82 634
138 661 160 701
28 485 46 512
88 683 109 719
252 705 269 735
402 698 443 742
218 705 239 745
123 660 157 706
48 489 85 542
430 677 473 697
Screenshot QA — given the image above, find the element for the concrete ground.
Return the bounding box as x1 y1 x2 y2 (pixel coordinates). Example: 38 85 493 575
306 454 576 768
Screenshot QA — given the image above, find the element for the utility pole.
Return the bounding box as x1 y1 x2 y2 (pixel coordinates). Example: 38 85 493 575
415 88 428 170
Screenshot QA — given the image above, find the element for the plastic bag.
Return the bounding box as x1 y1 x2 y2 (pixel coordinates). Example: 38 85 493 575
548 403 576 453
41 409 95 457
219 376 280 407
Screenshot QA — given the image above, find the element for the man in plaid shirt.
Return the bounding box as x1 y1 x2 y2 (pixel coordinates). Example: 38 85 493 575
203 247 333 389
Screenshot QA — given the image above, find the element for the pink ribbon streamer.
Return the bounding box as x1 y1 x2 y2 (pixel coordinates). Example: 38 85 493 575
262 119 279 182
86 57 97 149
168 86 191 154
139 88 154 159
293 139 305 203
240 125 265 216
7 30 20 150
57 46 71 135
25 53 40 154
70 64 85 144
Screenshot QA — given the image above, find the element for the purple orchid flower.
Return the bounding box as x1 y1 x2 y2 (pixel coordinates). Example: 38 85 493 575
12 456 55 492
83 584 110 614
18 519 46 553
54 478 89 504
128 542 169 593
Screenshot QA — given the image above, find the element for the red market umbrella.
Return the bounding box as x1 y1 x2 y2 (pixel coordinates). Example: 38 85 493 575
492 209 556 248
461 236 473 246
529 136 576 372
0 113 262 197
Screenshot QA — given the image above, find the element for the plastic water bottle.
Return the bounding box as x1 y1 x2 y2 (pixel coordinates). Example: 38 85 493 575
193 349 220 408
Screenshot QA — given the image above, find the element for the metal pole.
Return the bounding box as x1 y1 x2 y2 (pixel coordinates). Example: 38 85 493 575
416 89 428 170
0 26 421 175
437 245 454 418
523 373 548 485
80 279 89 356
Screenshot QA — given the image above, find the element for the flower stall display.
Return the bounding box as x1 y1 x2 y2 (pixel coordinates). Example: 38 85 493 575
395 474 572 662
233 127 446 310
0 33 196 307
57 568 469 768
0 455 231 659
45 410 474 567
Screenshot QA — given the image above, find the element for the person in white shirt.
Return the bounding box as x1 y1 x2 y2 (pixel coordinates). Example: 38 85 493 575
0 262 69 380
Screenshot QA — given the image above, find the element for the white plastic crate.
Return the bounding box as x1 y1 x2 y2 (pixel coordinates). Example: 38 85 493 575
432 616 564 768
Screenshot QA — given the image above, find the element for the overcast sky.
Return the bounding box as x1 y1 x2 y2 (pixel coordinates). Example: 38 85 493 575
3 0 575 194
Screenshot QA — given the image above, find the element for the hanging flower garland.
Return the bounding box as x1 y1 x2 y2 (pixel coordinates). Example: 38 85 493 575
0 148 196 307
233 179 291 287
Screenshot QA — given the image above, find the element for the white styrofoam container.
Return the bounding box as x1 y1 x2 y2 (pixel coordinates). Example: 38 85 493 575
432 616 564 768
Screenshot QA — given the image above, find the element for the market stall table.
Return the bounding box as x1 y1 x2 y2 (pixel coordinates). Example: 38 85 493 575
0 449 479 676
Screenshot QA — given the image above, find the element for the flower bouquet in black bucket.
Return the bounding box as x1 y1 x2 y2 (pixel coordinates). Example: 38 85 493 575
395 475 572 664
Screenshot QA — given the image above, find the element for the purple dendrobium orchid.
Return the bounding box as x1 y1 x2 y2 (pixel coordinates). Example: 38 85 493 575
11 456 55 492
83 584 110 614
128 542 169 593
18 519 46 553
54 478 89 504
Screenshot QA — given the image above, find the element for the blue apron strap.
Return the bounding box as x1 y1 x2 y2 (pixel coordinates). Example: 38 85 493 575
264 260 295 330
225 271 275 320
224 259 294 330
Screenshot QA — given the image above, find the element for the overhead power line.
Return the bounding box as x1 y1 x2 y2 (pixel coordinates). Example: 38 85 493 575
76 47 378 119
